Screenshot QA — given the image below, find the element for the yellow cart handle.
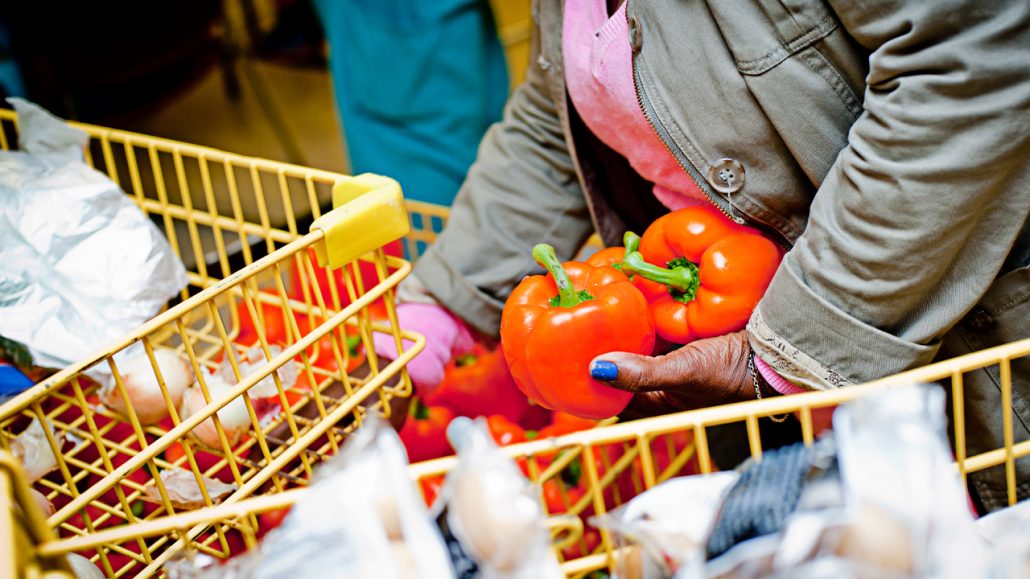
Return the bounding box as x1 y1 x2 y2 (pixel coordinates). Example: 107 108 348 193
311 173 410 270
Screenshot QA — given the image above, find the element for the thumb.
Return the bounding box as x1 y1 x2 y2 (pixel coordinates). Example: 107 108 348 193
588 347 709 393
588 331 751 394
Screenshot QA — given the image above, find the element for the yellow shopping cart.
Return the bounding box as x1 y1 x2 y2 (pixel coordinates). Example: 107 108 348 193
0 108 609 578
0 109 445 577
2 110 1027 578
5 334 1027 577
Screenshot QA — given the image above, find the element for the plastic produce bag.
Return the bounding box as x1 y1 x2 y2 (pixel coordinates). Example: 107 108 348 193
166 415 453 578
832 383 988 578
0 97 187 382
591 473 740 579
438 416 564 579
693 384 991 579
976 499 1030 577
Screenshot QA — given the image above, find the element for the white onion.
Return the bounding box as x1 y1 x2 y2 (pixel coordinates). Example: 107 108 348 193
374 492 403 540
389 542 418 577
143 468 237 510
11 417 63 482
101 349 194 425
240 346 298 399
179 375 252 448
67 553 104 579
837 502 914 573
29 488 55 518
450 469 540 571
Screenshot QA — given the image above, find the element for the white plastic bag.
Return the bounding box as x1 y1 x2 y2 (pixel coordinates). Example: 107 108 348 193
166 415 453 578
440 416 564 579
976 499 1030 577
592 473 740 579
833 384 989 578
681 384 993 579
0 97 187 377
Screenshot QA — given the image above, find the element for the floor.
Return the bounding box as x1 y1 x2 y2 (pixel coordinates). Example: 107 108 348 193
113 57 350 177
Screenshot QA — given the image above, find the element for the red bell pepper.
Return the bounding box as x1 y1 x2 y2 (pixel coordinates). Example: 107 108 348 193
541 456 589 515
621 206 781 344
288 242 404 320
419 473 446 508
584 246 628 270
520 403 557 431
237 288 291 347
294 316 365 373
562 527 602 560
583 232 640 272
500 244 655 419
398 398 454 463
650 430 698 478
423 343 532 424
258 506 292 535
537 411 599 438
485 414 528 446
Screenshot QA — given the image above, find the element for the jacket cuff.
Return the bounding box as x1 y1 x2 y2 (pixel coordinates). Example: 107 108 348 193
754 354 810 395
411 251 505 338
747 262 939 391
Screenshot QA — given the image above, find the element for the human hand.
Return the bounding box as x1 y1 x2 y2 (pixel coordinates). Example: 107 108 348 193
371 303 474 393
587 331 753 418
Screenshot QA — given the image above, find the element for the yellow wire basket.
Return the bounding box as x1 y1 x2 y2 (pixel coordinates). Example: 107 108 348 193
0 110 441 577
5 336 1027 578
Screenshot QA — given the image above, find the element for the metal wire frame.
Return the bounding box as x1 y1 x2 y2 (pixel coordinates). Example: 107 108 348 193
0 109 424 576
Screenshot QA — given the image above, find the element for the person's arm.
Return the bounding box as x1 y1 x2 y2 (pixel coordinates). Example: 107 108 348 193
749 0 1030 390
591 0 1029 413
411 13 594 338
374 12 593 391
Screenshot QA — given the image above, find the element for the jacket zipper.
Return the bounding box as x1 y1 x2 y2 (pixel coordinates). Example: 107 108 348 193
626 4 793 250
628 19 741 223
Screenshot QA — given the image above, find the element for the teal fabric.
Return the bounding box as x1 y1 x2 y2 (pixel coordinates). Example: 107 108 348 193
312 0 509 206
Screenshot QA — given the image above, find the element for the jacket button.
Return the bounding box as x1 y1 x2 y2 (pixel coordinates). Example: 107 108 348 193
628 15 642 54
707 158 746 194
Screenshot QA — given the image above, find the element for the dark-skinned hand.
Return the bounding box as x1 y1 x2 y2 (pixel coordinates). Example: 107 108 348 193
588 330 754 419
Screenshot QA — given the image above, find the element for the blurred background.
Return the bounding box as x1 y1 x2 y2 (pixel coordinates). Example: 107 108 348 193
0 0 532 194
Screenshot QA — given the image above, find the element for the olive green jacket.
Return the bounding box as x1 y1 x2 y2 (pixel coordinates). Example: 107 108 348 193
410 0 1030 508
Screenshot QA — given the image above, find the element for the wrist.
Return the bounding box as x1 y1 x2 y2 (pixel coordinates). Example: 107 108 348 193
747 351 777 399
748 349 790 422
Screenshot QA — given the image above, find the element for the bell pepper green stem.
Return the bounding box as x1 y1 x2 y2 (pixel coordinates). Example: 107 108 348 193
533 243 592 308
412 397 429 420
622 252 700 302
345 333 362 357
623 232 641 257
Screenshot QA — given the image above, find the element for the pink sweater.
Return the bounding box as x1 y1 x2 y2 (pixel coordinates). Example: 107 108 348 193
562 0 709 211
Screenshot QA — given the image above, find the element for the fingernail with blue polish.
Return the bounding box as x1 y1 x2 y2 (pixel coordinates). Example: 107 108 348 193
590 360 618 381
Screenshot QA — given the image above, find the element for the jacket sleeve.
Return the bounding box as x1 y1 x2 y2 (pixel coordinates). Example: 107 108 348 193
410 11 594 338
749 0 1030 389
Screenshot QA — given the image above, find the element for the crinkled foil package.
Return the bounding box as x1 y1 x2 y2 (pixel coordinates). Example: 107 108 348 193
0 98 187 378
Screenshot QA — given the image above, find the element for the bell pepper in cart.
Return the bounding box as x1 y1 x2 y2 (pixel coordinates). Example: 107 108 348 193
423 342 532 424
398 398 455 463
621 206 781 344
486 414 529 446
500 244 655 420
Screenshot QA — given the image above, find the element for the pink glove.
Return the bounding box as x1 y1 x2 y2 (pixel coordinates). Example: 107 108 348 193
372 303 474 393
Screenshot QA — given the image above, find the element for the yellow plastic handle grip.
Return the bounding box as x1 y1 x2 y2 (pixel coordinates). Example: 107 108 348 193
310 173 410 270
